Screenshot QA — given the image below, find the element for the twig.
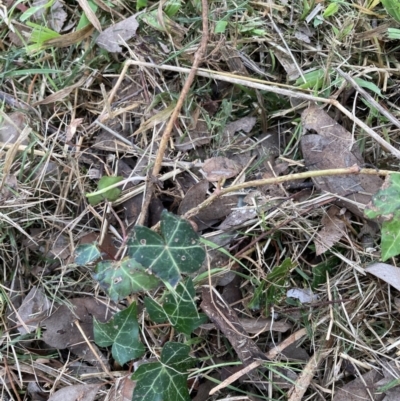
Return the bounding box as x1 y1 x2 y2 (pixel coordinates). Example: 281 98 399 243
184 166 396 219
119 60 400 160
137 0 209 225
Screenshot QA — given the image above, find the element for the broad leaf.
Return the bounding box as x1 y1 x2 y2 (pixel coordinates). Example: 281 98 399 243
94 258 160 301
131 342 194 401
93 302 145 365
128 211 205 286
86 175 123 205
381 216 400 261
75 243 101 265
365 174 400 220
145 279 207 336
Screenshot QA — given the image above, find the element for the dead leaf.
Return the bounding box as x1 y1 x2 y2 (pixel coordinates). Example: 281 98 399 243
274 49 302 81
218 208 258 230
0 111 29 145
17 286 51 334
32 0 67 33
286 288 318 303
96 14 139 53
175 120 210 151
42 298 110 366
315 206 347 255
365 263 400 292
301 106 383 217
333 369 385 401
48 383 101 401
203 157 242 182
44 24 94 48
222 116 257 143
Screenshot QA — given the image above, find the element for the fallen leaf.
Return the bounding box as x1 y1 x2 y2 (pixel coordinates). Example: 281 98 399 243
315 206 347 255
0 111 29 145
17 286 51 334
200 317 292 333
301 106 383 217
365 263 400 292
31 0 67 33
286 288 318 303
48 383 101 401
333 368 385 401
42 298 110 366
202 157 241 182
96 14 139 53
222 116 257 142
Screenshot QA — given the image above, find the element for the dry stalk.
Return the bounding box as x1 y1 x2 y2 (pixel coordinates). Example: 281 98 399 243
137 0 209 225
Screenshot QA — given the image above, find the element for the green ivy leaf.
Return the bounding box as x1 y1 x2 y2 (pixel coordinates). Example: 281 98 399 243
365 174 400 220
75 243 101 266
381 215 400 261
94 258 160 302
128 211 205 286
145 279 207 336
93 302 145 365
131 342 194 401
86 176 123 206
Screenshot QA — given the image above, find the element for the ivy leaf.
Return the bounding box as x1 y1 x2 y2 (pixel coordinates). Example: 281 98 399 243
93 302 145 365
86 176 123 206
145 279 207 336
381 215 400 261
94 258 160 302
127 211 205 286
131 342 194 401
365 174 400 220
75 243 101 265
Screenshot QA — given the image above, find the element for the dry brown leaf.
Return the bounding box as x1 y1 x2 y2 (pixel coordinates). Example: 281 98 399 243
333 369 385 401
222 116 257 142
203 157 241 182
0 111 28 145
42 298 110 367
17 286 51 334
48 383 101 401
96 14 139 53
315 206 347 255
44 24 94 48
31 0 67 32
301 106 383 217
365 263 400 292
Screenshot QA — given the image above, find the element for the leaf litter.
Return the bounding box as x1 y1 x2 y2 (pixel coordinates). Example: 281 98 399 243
2 0 400 400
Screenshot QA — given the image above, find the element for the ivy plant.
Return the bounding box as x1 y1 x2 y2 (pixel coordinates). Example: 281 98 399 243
365 174 400 260
74 210 206 401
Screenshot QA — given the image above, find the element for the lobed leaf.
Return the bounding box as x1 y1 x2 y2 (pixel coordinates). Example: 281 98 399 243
131 342 194 401
145 279 207 336
93 302 145 365
94 258 160 302
75 243 101 266
128 211 205 286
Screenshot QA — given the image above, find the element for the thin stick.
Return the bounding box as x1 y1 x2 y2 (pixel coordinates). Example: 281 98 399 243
184 165 396 219
119 60 400 160
73 319 113 378
137 0 209 225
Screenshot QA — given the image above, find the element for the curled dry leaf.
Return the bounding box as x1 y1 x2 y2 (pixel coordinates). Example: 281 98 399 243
202 157 241 182
96 14 139 53
32 0 67 33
